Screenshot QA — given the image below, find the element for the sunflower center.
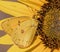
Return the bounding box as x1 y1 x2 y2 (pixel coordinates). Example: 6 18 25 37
38 8 60 51
42 8 60 40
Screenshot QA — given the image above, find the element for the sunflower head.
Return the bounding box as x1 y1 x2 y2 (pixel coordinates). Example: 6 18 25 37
37 0 60 52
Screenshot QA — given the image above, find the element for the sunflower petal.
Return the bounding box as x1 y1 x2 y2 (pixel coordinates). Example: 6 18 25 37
0 34 13 44
25 35 51 52
18 0 47 10
1 0 17 2
7 44 25 52
43 48 51 52
53 49 60 52
0 1 34 17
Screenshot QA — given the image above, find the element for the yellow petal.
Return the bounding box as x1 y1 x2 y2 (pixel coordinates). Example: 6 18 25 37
0 34 13 44
25 35 51 52
32 43 45 52
18 0 47 10
7 44 25 52
53 49 60 52
0 1 34 17
42 48 51 52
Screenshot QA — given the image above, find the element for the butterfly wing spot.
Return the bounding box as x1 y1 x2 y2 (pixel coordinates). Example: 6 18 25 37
18 39 21 41
21 29 24 33
18 20 20 26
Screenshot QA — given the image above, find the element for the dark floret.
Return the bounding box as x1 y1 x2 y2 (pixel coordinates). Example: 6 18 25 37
37 0 60 52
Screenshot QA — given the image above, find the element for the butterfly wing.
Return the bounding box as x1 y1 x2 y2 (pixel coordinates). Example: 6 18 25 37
1 16 29 36
1 16 38 48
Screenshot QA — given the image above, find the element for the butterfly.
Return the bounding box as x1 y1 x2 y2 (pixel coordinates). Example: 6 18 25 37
1 16 38 48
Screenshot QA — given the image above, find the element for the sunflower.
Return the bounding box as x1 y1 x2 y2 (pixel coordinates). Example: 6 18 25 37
37 0 60 52
0 0 60 52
